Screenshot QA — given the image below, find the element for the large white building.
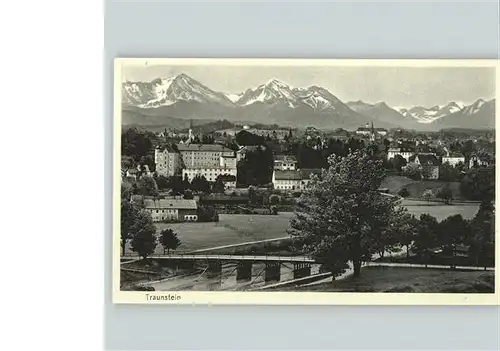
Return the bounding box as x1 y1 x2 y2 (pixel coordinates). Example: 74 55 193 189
155 145 181 177
180 145 238 187
442 152 465 167
177 143 235 168
387 147 414 162
143 198 198 222
272 169 321 191
274 155 298 171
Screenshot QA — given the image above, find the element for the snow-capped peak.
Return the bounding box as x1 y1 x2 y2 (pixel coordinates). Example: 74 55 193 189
122 73 234 108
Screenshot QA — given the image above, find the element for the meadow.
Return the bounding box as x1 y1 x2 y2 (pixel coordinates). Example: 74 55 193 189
122 199 480 256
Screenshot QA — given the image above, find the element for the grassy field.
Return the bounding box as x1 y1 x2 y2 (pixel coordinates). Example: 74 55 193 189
400 199 479 221
152 213 294 252
382 176 463 199
276 266 495 293
122 201 479 256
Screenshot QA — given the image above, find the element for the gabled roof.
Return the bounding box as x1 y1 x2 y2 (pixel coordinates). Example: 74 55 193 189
274 169 322 181
176 143 234 153
444 152 465 158
274 155 297 162
409 154 440 166
143 199 198 210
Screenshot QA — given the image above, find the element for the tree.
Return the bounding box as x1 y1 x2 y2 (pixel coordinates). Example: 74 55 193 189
122 127 155 162
269 194 280 206
159 229 181 254
422 189 434 203
435 185 453 204
469 200 495 269
395 213 419 258
460 167 495 201
289 149 400 277
197 205 219 222
155 175 170 190
437 214 469 264
373 207 409 258
136 176 159 197
392 155 407 172
191 175 211 194
212 176 225 194
439 163 460 182
183 190 194 200
402 163 421 180
398 187 410 198
129 208 157 259
413 214 439 267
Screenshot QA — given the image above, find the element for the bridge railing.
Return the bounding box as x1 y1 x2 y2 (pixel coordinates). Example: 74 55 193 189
121 252 315 262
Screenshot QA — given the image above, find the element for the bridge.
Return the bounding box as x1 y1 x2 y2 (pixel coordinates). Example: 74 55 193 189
146 254 316 263
121 253 320 282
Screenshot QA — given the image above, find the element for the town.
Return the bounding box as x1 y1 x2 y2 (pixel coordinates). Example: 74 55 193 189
120 120 495 293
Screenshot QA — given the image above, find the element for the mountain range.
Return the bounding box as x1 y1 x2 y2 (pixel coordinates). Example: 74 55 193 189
122 73 495 131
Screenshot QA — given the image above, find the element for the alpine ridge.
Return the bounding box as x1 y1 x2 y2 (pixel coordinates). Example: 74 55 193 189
122 73 495 131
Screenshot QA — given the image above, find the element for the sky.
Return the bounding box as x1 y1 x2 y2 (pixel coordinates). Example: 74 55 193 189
121 63 496 109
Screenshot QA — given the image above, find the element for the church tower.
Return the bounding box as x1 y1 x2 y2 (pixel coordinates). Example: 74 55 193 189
370 121 376 142
188 119 194 143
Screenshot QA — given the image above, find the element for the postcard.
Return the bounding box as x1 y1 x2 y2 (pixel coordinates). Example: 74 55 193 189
113 58 498 305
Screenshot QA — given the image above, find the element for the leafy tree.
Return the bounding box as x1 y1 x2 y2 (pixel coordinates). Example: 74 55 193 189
122 128 156 162
469 200 495 269
197 205 219 222
373 207 409 258
129 208 157 259
270 205 278 215
413 214 439 267
435 185 453 204
402 163 421 180
437 214 469 263
159 229 181 254
238 146 274 186
269 194 280 206
398 187 410 198
439 163 460 182
169 176 184 195
136 176 159 197
183 190 194 200
460 167 495 201
182 174 191 190
155 175 170 190
392 155 407 172
212 176 225 194
421 189 434 203
396 213 419 258
289 149 400 277
191 175 211 194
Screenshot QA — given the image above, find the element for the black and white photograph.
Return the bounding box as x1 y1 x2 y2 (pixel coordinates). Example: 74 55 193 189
114 59 497 304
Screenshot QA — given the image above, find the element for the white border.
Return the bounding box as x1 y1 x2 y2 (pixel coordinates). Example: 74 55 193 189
113 58 499 305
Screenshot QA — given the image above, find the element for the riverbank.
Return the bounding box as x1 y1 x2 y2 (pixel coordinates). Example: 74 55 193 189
270 266 495 293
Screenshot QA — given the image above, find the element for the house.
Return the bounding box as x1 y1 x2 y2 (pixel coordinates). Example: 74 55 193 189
177 143 235 169
355 122 387 141
125 165 152 180
155 144 181 177
143 198 198 222
469 153 493 169
272 168 321 191
236 145 263 161
442 152 465 167
387 147 414 162
408 154 441 180
274 155 298 171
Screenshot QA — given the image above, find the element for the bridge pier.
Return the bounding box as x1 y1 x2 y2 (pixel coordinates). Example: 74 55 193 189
236 262 252 281
293 263 311 279
265 262 281 282
207 260 222 277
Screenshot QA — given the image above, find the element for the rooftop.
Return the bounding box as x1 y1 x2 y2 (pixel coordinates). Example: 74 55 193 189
176 143 234 153
274 155 298 162
410 154 440 166
274 168 322 181
143 199 198 210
